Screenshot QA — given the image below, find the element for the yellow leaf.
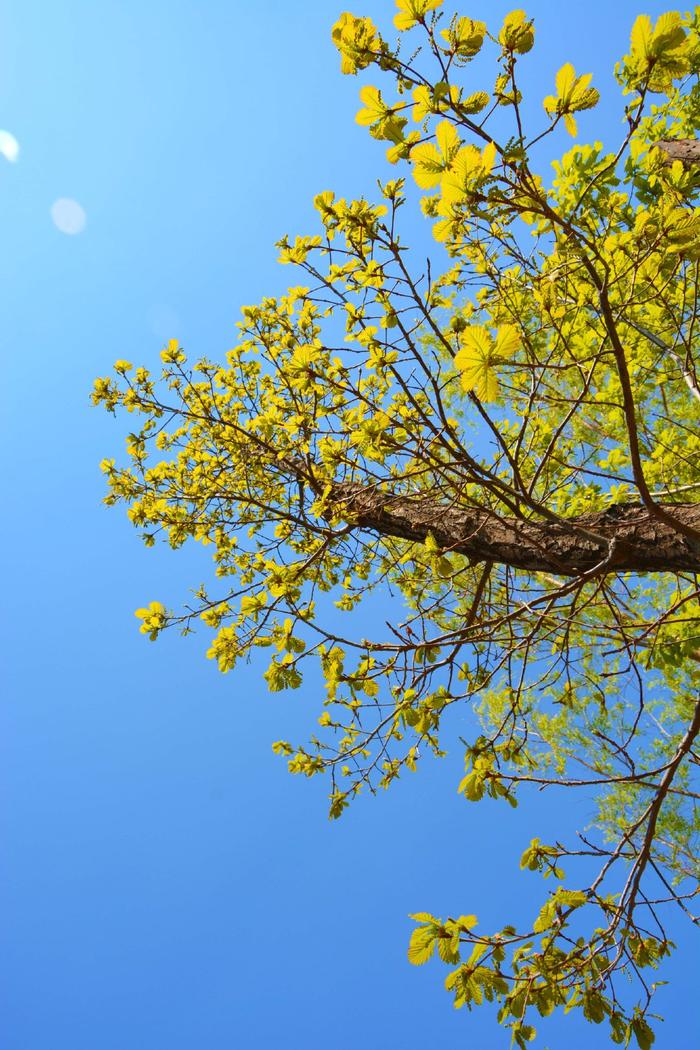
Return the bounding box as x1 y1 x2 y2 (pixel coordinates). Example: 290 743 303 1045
630 13 652 59
454 325 512 401
290 345 320 370
387 131 420 164
440 142 495 204
650 11 685 57
494 324 520 357
481 140 497 174
626 12 688 91
544 64 598 129
499 9 534 54
555 62 575 99
394 0 443 32
356 85 386 126
441 146 481 203
410 142 443 188
161 338 185 364
411 86 432 123
432 215 455 242
631 11 685 61
455 325 491 363
412 83 462 123
331 13 380 76
435 119 460 161
407 924 437 964
461 90 490 115
411 121 460 189
564 113 577 137
440 16 485 58
573 71 593 97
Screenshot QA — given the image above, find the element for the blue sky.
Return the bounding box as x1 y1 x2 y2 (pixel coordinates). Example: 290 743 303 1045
1 2 697 1047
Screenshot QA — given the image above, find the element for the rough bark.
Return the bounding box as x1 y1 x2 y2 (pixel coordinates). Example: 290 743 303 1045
656 138 700 167
328 483 700 575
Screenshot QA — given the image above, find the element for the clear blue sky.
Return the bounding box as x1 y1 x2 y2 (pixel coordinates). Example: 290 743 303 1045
1 2 696 1047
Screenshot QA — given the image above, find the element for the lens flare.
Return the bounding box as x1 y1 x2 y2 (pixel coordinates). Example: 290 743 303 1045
51 198 87 235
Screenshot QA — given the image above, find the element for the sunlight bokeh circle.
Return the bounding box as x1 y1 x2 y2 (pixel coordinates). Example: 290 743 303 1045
0 130 19 163
51 198 87 235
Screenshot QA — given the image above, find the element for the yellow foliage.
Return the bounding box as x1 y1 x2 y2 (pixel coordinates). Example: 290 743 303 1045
394 0 443 32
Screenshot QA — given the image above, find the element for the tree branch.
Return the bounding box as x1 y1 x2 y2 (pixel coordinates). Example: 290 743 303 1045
656 138 700 167
325 482 700 575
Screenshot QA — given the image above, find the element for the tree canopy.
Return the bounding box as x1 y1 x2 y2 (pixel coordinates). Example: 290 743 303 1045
94 4 700 1046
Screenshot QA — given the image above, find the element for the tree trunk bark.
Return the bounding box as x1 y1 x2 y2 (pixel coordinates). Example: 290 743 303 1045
656 139 700 166
327 483 700 575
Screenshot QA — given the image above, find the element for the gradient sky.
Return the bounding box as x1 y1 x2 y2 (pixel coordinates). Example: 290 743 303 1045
1 2 697 1048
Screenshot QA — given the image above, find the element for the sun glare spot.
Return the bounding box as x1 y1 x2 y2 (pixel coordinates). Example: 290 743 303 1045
51 198 87 235
0 130 20 163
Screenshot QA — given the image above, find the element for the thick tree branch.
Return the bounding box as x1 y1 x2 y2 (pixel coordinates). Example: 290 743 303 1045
326 483 700 575
656 138 700 166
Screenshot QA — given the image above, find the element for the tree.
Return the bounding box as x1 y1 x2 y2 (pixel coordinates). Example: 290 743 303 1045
94 4 700 1045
